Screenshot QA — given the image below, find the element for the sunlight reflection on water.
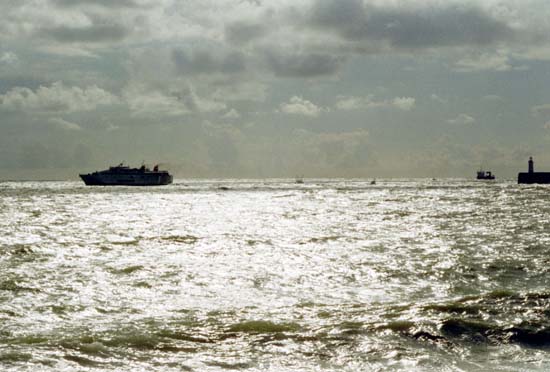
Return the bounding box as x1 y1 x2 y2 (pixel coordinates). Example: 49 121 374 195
1 179 550 370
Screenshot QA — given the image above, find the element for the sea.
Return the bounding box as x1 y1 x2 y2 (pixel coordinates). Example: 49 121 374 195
1 178 550 371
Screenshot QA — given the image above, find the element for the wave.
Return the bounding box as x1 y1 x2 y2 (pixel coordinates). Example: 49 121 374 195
0 351 32 363
110 265 144 275
0 279 39 293
282 291 550 350
0 244 38 259
228 320 301 334
382 290 550 348
300 236 342 244
64 354 103 367
160 235 199 244
206 360 253 369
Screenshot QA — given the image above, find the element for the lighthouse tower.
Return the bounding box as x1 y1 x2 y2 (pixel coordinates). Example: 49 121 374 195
518 156 550 184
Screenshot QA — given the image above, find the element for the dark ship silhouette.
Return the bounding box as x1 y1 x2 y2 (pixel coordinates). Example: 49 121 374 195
80 163 173 186
476 169 495 180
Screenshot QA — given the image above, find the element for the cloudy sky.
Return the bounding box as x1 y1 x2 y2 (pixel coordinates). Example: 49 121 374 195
1 0 550 179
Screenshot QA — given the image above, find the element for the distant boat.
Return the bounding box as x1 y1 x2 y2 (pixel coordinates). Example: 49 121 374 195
295 176 304 184
80 163 173 186
370 179 376 185
476 169 495 180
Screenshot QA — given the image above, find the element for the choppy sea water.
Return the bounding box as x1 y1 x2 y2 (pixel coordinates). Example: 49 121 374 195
1 179 550 371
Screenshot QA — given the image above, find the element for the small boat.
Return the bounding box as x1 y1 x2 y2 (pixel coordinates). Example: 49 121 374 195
476 170 495 180
370 179 376 185
295 176 304 184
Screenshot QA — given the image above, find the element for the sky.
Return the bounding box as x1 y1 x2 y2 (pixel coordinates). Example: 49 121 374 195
1 0 550 179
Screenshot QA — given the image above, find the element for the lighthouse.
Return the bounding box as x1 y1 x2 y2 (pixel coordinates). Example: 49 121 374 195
518 156 550 184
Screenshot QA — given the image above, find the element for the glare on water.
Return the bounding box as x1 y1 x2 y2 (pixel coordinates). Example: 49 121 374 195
1 179 550 371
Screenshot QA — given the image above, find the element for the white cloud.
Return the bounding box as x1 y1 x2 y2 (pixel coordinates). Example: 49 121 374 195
222 108 241 119
280 96 326 117
430 94 447 104
447 113 476 125
0 51 18 64
0 81 119 113
454 53 512 72
48 117 82 130
392 97 416 111
335 95 415 111
335 95 374 110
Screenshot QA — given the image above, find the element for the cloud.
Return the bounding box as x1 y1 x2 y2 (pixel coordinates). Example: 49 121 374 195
123 84 226 118
2 0 550 179
52 0 147 8
225 21 268 44
280 96 326 117
48 117 82 130
40 24 129 44
309 0 514 50
222 108 241 119
454 53 512 72
0 82 119 113
124 88 191 118
447 113 476 125
1 2 150 50
314 129 370 146
290 128 373 171
392 97 416 111
172 48 246 75
531 103 550 117
430 94 447 104
335 95 415 111
265 51 345 78
211 81 268 102
335 95 374 110
0 52 18 65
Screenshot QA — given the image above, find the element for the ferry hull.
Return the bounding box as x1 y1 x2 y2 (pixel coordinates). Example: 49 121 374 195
80 173 173 186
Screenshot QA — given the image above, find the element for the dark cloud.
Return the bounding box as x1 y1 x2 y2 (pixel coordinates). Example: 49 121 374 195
225 21 268 44
310 0 514 49
172 48 246 75
41 24 128 43
52 0 144 8
265 51 345 78
171 85 198 112
0 77 50 95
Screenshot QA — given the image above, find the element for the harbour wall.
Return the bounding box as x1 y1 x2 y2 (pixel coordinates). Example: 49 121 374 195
518 172 550 184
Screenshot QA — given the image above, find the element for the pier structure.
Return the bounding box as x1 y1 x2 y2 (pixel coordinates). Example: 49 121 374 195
518 157 550 184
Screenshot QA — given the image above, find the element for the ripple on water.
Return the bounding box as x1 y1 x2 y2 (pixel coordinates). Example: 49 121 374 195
2 180 550 370
228 320 301 334
160 235 199 244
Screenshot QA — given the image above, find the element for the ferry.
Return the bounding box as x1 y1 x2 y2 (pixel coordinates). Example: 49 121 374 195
80 163 173 186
